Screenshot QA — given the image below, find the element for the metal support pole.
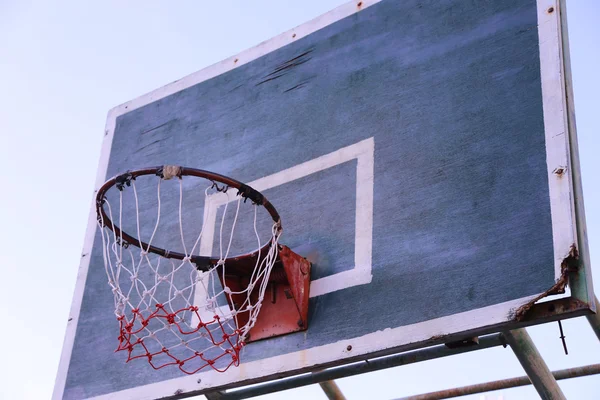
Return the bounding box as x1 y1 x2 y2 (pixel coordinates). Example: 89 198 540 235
560 0 595 308
396 363 600 400
586 295 600 341
319 380 346 400
212 334 504 399
503 329 566 400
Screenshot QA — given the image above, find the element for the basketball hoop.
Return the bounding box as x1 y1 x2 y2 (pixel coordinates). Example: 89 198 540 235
96 165 310 374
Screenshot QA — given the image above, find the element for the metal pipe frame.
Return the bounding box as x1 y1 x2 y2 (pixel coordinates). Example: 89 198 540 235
503 329 566 400
204 334 505 399
396 363 600 400
318 380 347 400
559 0 596 309
203 312 600 400
586 296 600 341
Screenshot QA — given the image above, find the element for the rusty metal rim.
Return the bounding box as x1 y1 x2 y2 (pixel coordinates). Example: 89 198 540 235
95 166 281 271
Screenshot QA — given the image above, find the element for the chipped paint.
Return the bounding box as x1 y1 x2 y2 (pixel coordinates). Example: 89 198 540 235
513 244 579 321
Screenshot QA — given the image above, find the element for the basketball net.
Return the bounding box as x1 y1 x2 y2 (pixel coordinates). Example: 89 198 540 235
97 172 281 374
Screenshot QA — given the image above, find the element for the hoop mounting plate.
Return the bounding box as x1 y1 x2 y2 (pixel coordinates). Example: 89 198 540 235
222 246 311 342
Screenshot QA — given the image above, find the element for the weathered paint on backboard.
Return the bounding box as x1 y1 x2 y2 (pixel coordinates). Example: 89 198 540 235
54 0 593 399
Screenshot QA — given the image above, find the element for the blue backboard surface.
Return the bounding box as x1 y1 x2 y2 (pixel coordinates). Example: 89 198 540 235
54 0 590 399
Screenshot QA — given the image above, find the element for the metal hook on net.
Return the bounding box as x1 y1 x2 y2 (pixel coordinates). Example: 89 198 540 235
211 181 229 193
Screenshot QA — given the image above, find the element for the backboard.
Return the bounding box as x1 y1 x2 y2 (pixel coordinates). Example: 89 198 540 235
54 0 594 398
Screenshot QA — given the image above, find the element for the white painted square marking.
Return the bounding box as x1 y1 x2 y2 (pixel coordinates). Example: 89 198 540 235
195 137 374 304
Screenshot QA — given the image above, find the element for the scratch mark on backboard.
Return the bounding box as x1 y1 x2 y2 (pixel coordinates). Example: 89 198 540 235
140 120 173 136
255 48 314 86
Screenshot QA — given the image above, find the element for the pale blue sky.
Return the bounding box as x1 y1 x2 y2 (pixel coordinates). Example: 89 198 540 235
0 1 598 399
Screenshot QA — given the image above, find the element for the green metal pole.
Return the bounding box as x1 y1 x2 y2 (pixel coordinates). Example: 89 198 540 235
560 0 594 305
503 329 566 400
586 296 600 341
319 380 347 400
396 363 600 400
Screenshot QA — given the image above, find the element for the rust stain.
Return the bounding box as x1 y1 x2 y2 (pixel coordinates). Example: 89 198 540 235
299 349 308 367
553 166 567 176
513 244 579 321
445 337 479 349
300 257 310 275
357 1 363 8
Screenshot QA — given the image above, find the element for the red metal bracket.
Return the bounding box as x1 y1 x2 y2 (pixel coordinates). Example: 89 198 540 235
221 245 311 342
